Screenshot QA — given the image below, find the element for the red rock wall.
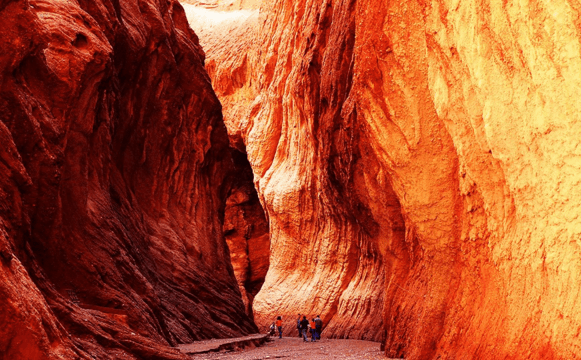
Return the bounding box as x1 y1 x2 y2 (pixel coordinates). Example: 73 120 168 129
223 149 269 318
188 0 390 341
183 5 269 320
353 0 581 358
188 0 581 358
246 0 392 341
0 0 255 359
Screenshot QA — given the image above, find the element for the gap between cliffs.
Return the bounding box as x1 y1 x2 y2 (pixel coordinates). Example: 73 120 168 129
223 148 270 320
184 1 405 342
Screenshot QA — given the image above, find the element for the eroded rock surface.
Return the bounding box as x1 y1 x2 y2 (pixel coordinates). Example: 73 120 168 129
224 149 269 318
0 0 255 359
187 0 390 342
188 0 581 358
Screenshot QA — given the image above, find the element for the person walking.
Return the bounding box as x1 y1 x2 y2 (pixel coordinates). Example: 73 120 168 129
314 315 323 340
297 314 302 338
275 316 283 339
310 318 317 342
300 316 310 342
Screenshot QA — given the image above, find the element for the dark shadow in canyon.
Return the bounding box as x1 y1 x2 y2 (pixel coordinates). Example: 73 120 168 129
223 148 270 320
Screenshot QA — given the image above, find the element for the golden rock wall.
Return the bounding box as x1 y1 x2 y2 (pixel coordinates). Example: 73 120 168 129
189 0 581 357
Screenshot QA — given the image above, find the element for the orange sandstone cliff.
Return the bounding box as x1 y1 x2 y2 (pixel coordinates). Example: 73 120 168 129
188 0 581 358
0 0 256 359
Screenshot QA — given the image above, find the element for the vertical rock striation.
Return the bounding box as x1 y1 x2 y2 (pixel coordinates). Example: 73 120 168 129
188 0 392 341
184 4 269 320
0 0 255 359
223 149 269 318
188 0 581 358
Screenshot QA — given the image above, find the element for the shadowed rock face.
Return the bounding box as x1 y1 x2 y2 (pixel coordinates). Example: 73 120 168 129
182 4 269 320
188 0 581 358
224 149 269 318
0 0 256 359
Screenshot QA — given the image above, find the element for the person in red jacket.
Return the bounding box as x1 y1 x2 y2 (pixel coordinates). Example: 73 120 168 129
276 316 283 339
309 318 317 342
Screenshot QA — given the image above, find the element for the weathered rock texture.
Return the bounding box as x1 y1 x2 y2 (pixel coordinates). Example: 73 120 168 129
188 0 581 358
183 5 268 319
223 149 269 318
187 1 390 342
0 0 256 359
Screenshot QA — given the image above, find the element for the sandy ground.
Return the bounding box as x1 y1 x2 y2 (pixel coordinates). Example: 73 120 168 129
189 337 393 359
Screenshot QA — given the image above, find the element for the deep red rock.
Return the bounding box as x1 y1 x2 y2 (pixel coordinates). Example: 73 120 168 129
223 149 269 318
0 0 255 358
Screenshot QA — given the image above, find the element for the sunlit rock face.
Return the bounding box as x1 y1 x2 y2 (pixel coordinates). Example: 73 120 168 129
0 0 255 358
189 0 581 357
187 1 391 342
182 0 260 11
356 0 581 358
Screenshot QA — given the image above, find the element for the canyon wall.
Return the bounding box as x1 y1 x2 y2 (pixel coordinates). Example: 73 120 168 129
223 149 269 318
188 0 581 358
183 4 269 319
0 0 255 359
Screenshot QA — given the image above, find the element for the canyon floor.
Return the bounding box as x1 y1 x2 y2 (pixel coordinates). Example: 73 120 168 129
189 337 388 359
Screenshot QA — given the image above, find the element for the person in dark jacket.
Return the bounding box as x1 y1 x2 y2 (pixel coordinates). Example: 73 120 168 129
300 316 310 342
297 314 302 338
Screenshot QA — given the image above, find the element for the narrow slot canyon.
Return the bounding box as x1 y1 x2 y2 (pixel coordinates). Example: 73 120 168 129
223 148 269 319
185 1 400 341
0 0 580 359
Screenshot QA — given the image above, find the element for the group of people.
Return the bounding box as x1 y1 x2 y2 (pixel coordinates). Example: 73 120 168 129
297 314 323 342
268 314 324 342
